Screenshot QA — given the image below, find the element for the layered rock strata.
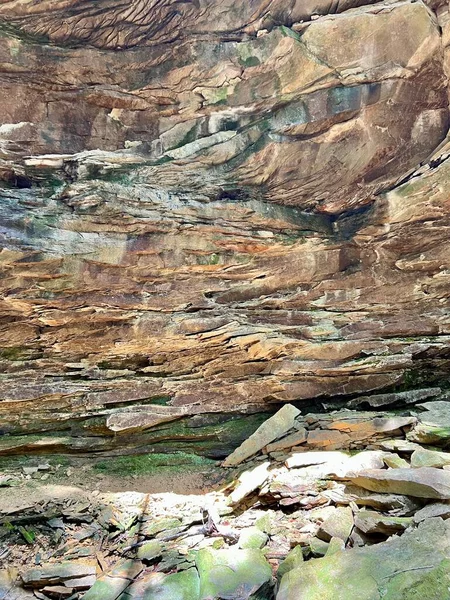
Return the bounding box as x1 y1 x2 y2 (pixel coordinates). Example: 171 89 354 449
1 0 450 456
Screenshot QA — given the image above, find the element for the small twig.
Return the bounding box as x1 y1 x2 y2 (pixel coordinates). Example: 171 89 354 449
384 565 434 580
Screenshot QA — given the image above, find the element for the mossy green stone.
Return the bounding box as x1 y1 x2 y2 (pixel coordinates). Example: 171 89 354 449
383 558 450 600
238 527 268 550
277 545 304 581
119 567 200 600
136 540 162 561
255 512 274 535
141 517 182 537
411 448 450 467
309 537 329 556
83 577 130 600
277 519 450 600
196 548 272 600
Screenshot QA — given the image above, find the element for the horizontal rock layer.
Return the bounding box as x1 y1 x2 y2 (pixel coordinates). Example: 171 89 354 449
1 0 450 456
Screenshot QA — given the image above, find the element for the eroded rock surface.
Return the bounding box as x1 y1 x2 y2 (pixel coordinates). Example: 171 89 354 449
1 0 450 457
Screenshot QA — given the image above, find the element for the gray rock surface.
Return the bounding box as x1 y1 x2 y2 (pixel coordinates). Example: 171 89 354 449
349 467 450 499
277 518 450 600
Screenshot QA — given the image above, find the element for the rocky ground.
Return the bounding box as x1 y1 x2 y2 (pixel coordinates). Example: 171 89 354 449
1 398 450 599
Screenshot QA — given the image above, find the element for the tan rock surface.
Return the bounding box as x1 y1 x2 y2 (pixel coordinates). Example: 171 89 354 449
1 0 450 458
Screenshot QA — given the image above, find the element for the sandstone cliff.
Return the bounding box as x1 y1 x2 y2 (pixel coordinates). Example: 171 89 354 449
1 0 450 457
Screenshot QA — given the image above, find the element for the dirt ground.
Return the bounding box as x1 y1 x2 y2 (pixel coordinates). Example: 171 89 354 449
0 455 229 514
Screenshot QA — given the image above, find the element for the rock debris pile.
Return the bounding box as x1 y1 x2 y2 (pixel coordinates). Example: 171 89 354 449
0 401 450 599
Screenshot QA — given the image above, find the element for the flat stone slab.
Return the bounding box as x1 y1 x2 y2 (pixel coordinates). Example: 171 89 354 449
21 562 97 588
229 461 271 505
328 416 416 437
410 448 450 468
413 502 450 523
343 485 421 514
285 451 348 470
223 404 301 467
348 388 441 409
348 467 450 499
285 450 386 479
354 510 412 535
266 428 307 453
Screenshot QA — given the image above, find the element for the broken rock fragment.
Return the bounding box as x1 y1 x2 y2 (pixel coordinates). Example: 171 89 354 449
342 485 422 514
228 461 271 505
21 562 97 589
353 510 412 535
265 428 307 453
317 507 354 543
413 502 450 523
408 401 450 445
349 467 450 499
285 451 348 470
410 447 450 468
223 404 301 467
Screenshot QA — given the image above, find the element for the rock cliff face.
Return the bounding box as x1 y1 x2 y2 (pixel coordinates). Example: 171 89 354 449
1 0 450 457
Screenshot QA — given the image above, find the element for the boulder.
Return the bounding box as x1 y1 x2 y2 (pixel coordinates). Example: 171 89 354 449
196 548 272 600
136 540 163 561
317 507 354 543
326 537 346 556
408 401 450 445
277 518 450 600
413 502 450 523
348 467 450 499
238 527 269 550
120 567 200 600
309 537 330 557
277 546 304 581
